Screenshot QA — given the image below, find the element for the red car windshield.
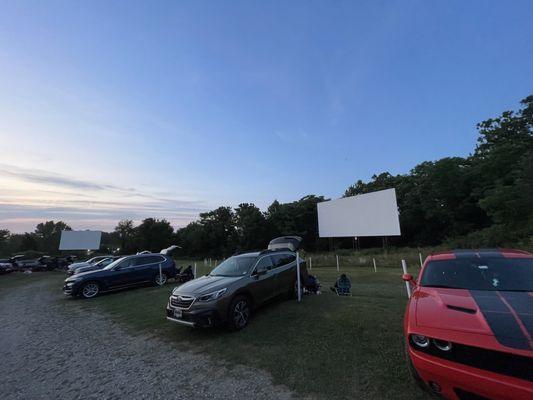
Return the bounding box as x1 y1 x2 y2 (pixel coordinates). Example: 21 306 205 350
420 257 533 291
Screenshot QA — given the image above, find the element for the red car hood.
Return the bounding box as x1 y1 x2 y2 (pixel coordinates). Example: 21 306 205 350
414 287 533 351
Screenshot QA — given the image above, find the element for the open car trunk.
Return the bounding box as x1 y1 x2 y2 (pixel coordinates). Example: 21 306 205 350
267 236 302 252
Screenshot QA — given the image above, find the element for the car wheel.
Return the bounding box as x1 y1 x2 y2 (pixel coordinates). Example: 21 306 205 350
227 295 251 331
80 282 100 299
154 272 167 286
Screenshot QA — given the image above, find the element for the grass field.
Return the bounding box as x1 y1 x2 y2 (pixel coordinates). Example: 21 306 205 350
0 262 430 400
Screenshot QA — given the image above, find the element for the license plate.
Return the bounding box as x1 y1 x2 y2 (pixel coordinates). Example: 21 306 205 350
174 309 182 319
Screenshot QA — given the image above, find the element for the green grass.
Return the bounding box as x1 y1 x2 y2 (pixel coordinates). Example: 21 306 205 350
0 265 430 400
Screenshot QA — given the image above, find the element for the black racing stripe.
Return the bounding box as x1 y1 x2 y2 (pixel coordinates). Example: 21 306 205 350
500 291 533 338
469 290 530 350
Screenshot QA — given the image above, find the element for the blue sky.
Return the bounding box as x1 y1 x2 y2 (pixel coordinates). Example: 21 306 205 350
1 0 532 232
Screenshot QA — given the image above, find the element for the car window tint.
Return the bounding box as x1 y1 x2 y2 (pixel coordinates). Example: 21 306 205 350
118 258 134 268
420 258 533 291
255 256 275 271
273 254 295 268
145 255 164 264
132 256 153 266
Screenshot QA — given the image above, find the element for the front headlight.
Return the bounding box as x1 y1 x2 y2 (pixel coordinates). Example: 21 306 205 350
411 334 430 348
197 288 227 302
433 339 452 351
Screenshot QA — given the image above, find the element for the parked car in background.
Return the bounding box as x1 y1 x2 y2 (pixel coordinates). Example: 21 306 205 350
63 254 177 299
67 256 110 273
69 256 120 276
166 236 306 330
0 260 14 274
403 249 533 400
10 254 42 270
54 255 76 269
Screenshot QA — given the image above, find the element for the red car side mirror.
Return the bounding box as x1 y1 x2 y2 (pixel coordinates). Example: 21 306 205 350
402 273 416 285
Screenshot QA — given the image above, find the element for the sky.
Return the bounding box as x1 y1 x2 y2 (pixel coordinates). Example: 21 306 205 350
1 0 532 233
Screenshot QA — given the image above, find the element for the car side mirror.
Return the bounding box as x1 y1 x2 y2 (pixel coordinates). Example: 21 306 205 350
255 268 267 277
402 274 416 285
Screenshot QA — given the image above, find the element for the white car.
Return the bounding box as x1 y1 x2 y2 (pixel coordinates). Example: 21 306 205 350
67 256 110 272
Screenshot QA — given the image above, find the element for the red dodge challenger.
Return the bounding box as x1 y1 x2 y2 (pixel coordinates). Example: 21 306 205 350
403 249 532 400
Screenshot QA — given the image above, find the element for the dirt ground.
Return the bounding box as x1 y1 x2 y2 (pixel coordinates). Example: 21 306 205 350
0 277 298 400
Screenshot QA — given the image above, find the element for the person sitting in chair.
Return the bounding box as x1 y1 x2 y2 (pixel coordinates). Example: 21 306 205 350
331 274 351 296
179 265 194 283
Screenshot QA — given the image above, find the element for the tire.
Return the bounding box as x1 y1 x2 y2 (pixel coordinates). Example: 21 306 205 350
80 282 100 299
227 295 251 331
154 272 168 286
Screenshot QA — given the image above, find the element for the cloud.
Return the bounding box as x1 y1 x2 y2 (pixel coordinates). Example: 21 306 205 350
0 163 209 232
0 163 114 191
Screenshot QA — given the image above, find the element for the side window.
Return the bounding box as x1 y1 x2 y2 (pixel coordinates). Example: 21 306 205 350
146 255 165 264
118 258 134 269
254 256 274 273
131 256 153 266
273 254 296 268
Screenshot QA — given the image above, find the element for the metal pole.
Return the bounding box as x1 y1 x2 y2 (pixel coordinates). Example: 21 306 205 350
336 255 339 272
309 257 312 270
159 262 163 285
419 253 423 268
401 260 411 298
296 251 301 303
194 262 197 278
373 258 377 273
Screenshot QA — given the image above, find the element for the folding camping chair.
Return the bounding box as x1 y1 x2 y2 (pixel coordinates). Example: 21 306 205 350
333 275 352 296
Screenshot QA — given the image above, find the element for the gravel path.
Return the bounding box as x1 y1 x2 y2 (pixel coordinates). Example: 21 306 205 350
0 278 296 400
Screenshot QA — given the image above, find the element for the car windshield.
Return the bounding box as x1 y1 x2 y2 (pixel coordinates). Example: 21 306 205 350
103 257 126 270
420 257 533 291
210 256 256 277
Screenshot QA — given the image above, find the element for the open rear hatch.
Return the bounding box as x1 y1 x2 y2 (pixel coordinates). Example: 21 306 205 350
267 236 302 252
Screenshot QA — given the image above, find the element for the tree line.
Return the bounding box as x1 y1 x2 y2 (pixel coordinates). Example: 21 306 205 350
1 96 531 257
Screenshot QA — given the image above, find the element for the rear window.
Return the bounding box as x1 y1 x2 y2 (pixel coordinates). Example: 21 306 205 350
272 254 296 268
420 257 533 291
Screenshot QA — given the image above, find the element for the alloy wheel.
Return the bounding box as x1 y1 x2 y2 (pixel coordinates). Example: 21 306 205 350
82 283 99 298
233 300 250 328
155 273 167 286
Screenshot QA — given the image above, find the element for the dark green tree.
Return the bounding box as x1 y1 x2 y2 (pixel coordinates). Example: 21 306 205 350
35 221 71 253
114 219 136 254
234 203 268 251
134 218 174 253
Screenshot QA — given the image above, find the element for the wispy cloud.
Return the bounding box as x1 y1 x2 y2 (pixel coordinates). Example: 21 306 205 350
0 163 132 192
0 163 209 232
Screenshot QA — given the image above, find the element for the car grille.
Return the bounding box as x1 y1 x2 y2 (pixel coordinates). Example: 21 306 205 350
170 296 194 309
410 339 533 381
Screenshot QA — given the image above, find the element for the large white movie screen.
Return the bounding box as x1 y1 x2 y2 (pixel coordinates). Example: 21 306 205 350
317 188 401 237
59 230 102 250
